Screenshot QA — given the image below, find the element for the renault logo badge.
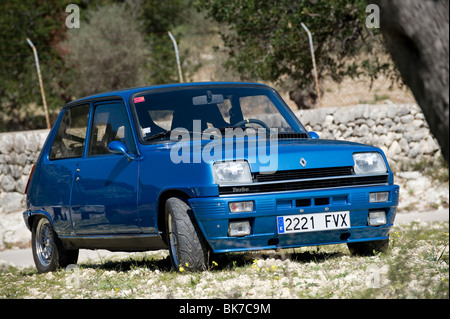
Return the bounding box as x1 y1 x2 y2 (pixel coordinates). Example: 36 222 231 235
300 158 307 167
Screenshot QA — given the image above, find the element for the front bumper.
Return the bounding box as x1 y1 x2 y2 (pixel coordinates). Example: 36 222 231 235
189 184 399 253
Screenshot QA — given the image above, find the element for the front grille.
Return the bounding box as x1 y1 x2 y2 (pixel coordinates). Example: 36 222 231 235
253 166 354 183
219 174 389 195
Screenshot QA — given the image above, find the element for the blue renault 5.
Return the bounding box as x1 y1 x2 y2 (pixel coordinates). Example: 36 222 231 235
23 82 399 272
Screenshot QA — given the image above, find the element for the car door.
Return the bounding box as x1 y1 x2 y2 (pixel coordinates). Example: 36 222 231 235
38 104 90 236
70 100 141 235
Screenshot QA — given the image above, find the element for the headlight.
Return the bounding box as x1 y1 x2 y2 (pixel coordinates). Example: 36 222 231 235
213 161 252 185
353 152 387 175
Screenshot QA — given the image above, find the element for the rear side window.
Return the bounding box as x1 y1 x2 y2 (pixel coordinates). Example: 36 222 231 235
49 104 90 160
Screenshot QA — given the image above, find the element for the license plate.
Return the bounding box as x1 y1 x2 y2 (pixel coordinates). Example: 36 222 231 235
277 211 350 234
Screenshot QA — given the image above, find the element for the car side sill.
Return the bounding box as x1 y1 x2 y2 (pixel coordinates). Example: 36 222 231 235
60 234 168 252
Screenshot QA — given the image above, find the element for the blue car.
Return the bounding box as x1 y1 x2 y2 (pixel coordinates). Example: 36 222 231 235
23 82 399 272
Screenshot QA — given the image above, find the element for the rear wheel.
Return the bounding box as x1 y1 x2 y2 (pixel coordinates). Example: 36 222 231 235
347 238 389 256
165 197 210 272
31 217 79 273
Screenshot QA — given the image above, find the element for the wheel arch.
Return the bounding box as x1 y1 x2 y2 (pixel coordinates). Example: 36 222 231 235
24 210 53 232
157 189 191 241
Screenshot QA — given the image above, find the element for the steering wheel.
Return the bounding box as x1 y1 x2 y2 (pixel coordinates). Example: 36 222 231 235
234 119 270 131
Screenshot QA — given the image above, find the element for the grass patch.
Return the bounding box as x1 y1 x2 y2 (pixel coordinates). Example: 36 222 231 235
1 221 448 299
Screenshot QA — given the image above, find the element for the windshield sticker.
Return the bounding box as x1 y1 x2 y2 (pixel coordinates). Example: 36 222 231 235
142 127 151 135
134 96 145 103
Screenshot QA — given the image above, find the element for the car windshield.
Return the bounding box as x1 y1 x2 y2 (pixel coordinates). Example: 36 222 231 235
131 85 307 143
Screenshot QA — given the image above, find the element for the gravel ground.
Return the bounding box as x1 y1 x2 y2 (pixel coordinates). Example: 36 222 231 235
0 220 448 299
0 171 448 299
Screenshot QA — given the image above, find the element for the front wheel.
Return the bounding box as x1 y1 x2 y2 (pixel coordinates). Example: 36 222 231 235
347 238 389 256
31 217 79 273
165 197 210 272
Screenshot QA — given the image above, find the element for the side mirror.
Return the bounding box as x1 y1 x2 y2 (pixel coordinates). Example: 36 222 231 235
108 141 134 161
308 131 319 139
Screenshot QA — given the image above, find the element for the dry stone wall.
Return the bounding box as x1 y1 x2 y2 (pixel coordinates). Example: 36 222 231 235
0 130 49 214
295 103 441 168
0 103 443 215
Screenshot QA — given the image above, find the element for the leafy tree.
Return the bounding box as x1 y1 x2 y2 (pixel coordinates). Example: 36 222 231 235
139 0 192 84
0 0 190 131
0 0 68 131
63 2 151 97
195 0 398 108
0 0 114 131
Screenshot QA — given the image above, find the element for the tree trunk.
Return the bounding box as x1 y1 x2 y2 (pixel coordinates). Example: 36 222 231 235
371 0 449 164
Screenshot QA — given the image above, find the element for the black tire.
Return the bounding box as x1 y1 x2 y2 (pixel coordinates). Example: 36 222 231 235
31 217 79 273
165 197 210 272
347 238 390 256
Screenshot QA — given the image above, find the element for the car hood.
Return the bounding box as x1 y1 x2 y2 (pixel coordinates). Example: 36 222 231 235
245 138 382 173
143 137 385 173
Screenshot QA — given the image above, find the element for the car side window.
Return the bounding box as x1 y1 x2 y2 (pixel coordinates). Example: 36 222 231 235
49 104 90 160
88 101 137 156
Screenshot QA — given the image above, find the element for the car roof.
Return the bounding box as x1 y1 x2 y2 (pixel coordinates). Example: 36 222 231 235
65 82 271 108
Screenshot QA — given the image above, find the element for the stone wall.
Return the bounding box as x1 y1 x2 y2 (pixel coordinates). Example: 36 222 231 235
0 130 49 214
0 103 443 215
295 103 441 169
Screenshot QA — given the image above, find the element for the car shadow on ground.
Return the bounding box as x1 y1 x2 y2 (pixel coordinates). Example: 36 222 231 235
77 248 346 273
212 249 346 270
78 255 173 272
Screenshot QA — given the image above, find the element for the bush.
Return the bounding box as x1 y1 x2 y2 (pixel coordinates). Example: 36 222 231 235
63 3 151 98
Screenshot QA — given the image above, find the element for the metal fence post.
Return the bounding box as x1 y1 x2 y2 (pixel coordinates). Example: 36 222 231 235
168 31 184 83
26 38 51 129
301 23 322 108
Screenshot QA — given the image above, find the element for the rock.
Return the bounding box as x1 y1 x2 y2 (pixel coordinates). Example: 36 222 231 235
399 137 410 153
374 125 387 135
426 136 440 153
382 117 394 129
385 132 396 147
334 108 355 123
297 110 312 126
408 142 423 158
369 106 387 121
17 153 28 166
0 134 14 154
25 134 38 153
397 105 411 116
415 112 425 120
0 192 25 214
388 140 402 158
15 175 28 193
14 134 26 153
400 114 414 124
1 175 15 192
366 119 375 127
412 119 424 129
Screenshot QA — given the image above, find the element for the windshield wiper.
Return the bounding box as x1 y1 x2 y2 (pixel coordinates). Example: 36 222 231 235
216 125 272 137
144 130 173 141
144 129 197 142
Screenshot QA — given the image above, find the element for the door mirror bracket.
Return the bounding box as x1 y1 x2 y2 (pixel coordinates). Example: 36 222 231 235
108 141 135 161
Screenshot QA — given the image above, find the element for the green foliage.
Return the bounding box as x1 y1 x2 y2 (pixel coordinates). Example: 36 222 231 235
195 0 399 106
0 0 69 131
139 0 192 84
63 2 151 97
0 0 193 131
